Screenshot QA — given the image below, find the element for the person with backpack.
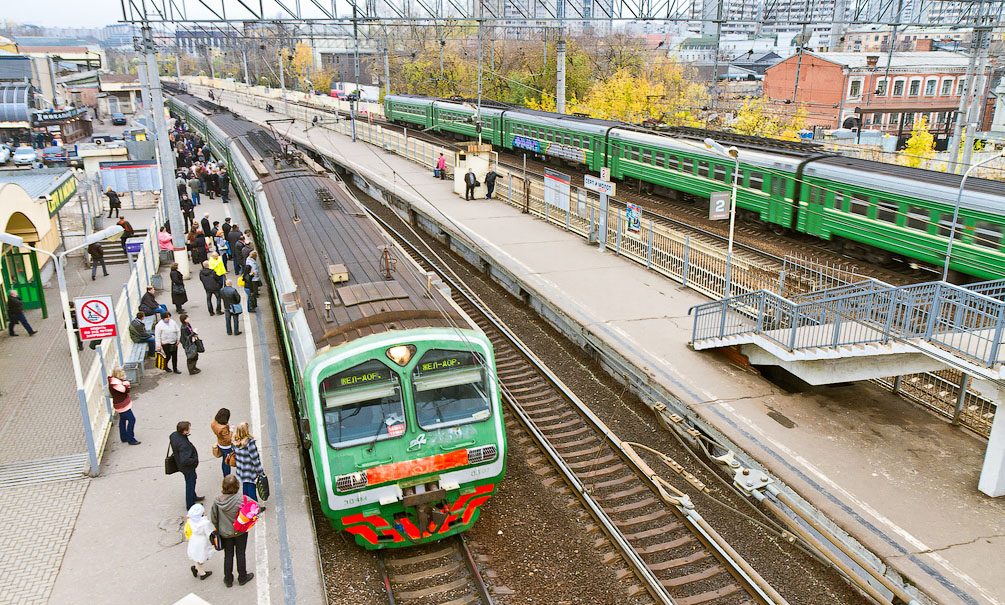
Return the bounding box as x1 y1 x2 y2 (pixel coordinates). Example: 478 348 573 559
185 503 214 581
210 475 255 588
232 422 265 509
88 241 108 281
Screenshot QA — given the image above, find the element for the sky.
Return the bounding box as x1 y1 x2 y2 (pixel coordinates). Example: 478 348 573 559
4 0 124 29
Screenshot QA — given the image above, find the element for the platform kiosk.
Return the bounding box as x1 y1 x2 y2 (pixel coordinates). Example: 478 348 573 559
454 143 497 199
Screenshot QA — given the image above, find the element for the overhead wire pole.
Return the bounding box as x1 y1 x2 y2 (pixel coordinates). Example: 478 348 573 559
555 0 567 114
139 24 189 276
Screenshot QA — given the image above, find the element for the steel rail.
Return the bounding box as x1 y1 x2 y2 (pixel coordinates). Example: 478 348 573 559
365 206 786 605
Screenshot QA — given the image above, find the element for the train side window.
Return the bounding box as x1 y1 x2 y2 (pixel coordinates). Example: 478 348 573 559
572 136 580 147
654 151 664 165
849 196 870 216
906 206 929 230
642 150 652 164
937 217 966 239
748 171 764 191
412 349 491 430
877 201 899 223
697 160 710 178
667 155 679 171
631 148 640 161
974 222 1002 249
769 177 785 197
713 164 727 182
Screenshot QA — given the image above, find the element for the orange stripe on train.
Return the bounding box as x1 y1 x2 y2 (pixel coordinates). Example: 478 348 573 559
366 449 470 485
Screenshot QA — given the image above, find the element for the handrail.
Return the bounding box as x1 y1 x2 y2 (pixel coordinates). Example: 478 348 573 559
692 279 1005 368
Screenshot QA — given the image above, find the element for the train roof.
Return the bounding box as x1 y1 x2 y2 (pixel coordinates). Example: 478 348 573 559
609 128 805 172
803 155 1005 213
176 96 467 349
505 109 616 135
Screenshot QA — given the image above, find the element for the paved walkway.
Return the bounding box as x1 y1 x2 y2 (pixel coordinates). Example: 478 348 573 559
203 88 1005 605
0 185 321 604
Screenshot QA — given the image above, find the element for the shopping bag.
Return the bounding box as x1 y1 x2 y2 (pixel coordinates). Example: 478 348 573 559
256 473 270 502
164 444 179 475
155 352 168 370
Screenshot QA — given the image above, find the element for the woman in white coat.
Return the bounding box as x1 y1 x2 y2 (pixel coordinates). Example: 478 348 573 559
186 503 214 580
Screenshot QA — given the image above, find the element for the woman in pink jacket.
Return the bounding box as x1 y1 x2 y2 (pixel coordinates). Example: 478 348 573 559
108 367 140 445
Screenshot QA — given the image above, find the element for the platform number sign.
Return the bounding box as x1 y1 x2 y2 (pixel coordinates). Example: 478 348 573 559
74 295 117 341
709 192 731 221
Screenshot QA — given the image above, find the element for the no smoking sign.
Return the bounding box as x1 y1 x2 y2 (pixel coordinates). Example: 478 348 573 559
75 296 117 341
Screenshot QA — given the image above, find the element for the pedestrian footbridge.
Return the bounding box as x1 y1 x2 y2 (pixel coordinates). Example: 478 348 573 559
689 277 1005 496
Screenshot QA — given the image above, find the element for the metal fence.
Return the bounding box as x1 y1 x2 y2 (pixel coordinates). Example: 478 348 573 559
184 77 999 438
81 208 165 470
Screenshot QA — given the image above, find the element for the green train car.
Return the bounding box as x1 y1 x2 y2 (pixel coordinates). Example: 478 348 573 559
171 93 507 549
384 93 1005 280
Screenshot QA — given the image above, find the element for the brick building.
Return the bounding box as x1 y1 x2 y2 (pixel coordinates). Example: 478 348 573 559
764 51 974 143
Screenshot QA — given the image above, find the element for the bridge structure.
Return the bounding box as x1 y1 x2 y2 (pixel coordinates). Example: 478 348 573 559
690 277 1005 496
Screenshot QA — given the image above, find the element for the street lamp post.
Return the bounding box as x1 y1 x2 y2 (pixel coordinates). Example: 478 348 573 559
0 225 124 476
704 138 741 298
943 150 1005 281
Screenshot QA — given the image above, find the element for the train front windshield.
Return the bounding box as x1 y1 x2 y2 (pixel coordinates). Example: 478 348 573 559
412 349 492 430
321 359 406 448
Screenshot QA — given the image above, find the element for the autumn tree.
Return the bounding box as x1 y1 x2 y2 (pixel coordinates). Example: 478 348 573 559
901 117 936 168
731 98 807 140
291 42 316 90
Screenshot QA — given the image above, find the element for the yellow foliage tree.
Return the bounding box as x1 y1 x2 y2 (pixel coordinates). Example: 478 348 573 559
574 60 708 125
901 117 935 168
291 42 315 90
732 98 781 137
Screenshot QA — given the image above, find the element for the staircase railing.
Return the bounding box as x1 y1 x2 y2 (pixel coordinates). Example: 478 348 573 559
691 280 1005 368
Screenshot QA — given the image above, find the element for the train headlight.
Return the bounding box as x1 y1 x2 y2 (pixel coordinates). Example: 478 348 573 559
386 344 416 367
335 471 368 492
466 444 497 464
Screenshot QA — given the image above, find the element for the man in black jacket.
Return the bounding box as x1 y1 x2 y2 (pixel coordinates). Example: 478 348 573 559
87 241 108 281
138 286 168 317
220 279 242 336
226 224 243 274
129 311 156 356
200 213 212 239
200 261 223 315
464 168 478 200
484 169 498 199
169 421 202 510
7 290 36 336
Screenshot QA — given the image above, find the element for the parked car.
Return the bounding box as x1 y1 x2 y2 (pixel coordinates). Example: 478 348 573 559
91 134 123 144
12 146 37 166
41 146 68 165
0 145 10 164
111 112 127 125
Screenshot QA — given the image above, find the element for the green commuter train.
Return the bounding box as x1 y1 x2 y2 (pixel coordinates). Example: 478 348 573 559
385 94 1005 281
170 92 507 549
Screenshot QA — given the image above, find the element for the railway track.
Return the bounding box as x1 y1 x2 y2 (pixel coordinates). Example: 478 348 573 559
365 205 787 605
377 535 492 605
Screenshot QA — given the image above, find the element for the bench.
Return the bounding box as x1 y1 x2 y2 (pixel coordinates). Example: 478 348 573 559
123 315 156 384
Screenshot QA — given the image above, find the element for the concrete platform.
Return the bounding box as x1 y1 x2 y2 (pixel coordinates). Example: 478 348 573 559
200 89 1005 605
0 185 323 603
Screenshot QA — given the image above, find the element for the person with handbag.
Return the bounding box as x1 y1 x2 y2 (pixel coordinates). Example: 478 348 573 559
170 263 188 314
232 422 266 511
211 408 234 477
169 421 203 510
155 312 182 374
179 313 202 375
242 251 261 314
210 475 255 588
220 279 242 336
108 367 140 445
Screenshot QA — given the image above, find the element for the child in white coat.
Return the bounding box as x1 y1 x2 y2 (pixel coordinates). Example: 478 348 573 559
186 503 215 580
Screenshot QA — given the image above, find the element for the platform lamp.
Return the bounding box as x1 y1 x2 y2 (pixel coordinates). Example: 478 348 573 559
0 225 124 476
704 138 741 298
943 150 1005 282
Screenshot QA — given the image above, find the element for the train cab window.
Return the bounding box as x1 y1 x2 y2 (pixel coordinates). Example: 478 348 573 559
412 349 491 430
974 222 1002 249
906 206 929 230
748 171 764 191
877 201 899 223
713 164 727 182
320 359 405 449
849 196 869 216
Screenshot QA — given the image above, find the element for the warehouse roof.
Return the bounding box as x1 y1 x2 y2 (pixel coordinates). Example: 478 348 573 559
0 168 75 200
807 51 971 69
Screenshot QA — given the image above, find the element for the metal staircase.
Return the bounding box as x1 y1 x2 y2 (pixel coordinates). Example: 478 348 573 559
690 279 1005 383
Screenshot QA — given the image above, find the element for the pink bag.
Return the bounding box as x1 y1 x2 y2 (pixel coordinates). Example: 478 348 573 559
233 496 260 533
